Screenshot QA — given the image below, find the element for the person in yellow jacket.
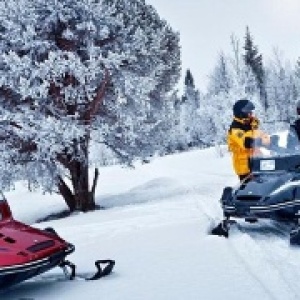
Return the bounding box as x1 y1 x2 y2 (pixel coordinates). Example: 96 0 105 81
228 99 270 181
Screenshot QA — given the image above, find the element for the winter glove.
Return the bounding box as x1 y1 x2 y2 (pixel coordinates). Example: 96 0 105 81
244 136 261 148
244 134 270 149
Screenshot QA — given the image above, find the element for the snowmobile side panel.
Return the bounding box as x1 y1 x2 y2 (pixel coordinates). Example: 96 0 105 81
0 244 75 289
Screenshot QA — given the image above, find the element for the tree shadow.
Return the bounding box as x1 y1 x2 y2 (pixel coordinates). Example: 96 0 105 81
36 177 182 223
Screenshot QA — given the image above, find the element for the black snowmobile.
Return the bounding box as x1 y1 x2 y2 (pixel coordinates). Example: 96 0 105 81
211 129 300 245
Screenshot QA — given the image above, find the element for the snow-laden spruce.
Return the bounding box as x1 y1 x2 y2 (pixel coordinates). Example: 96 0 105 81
0 0 181 211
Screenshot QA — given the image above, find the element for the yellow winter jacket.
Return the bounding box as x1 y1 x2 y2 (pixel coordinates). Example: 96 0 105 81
227 117 270 176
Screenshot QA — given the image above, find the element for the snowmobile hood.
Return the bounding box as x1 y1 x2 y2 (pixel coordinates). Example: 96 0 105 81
0 220 69 267
235 172 293 201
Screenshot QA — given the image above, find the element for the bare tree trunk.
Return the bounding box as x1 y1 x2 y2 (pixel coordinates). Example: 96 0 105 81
71 159 96 212
58 176 76 211
57 136 98 212
53 72 108 212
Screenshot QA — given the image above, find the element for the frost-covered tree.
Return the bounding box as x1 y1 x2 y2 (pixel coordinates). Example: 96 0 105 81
168 69 203 151
198 92 233 145
183 69 200 109
207 52 231 95
265 51 297 125
204 35 265 146
0 0 180 212
293 57 300 102
159 90 183 153
229 34 258 98
179 69 201 146
184 69 195 87
243 26 267 108
295 58 300 79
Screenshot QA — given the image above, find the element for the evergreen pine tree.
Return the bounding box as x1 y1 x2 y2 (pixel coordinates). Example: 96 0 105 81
184 69 195 88
177 69 201 148
243 26 267 109
295 58 300 81
208 53 231 95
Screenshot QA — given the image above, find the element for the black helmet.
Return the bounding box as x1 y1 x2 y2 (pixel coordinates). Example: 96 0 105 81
233 99 255 118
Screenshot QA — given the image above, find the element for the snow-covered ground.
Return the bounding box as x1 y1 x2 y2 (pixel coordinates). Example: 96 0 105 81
1 147 300 300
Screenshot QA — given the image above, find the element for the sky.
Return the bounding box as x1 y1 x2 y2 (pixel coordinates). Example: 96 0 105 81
146 0 300 90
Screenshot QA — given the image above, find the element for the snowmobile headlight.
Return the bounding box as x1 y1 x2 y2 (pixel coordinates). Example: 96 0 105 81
260 159 275 171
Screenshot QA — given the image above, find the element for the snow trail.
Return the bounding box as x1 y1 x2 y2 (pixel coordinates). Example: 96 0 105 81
2 148 300 299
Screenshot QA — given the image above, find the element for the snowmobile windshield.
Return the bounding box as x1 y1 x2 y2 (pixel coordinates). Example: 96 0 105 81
254 129 300 157
251 129 300 172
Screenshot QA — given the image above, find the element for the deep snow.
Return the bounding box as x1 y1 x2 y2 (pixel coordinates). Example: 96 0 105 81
1 147 300 300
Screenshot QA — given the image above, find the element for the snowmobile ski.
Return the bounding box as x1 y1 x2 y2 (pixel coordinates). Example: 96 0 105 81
290 226 300 245
59 259 115 281
211 219 236 237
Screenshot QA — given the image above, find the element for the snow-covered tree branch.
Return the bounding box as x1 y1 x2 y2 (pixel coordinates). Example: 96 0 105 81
0 0 181 212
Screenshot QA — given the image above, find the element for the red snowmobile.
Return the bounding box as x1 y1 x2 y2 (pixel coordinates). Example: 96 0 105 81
0 192 115 289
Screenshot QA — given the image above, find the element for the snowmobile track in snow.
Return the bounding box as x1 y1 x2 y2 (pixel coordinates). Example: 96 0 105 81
229 223 300 300
196 191 300 300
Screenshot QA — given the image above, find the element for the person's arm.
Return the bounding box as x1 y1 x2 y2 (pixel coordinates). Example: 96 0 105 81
244 130 270 149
